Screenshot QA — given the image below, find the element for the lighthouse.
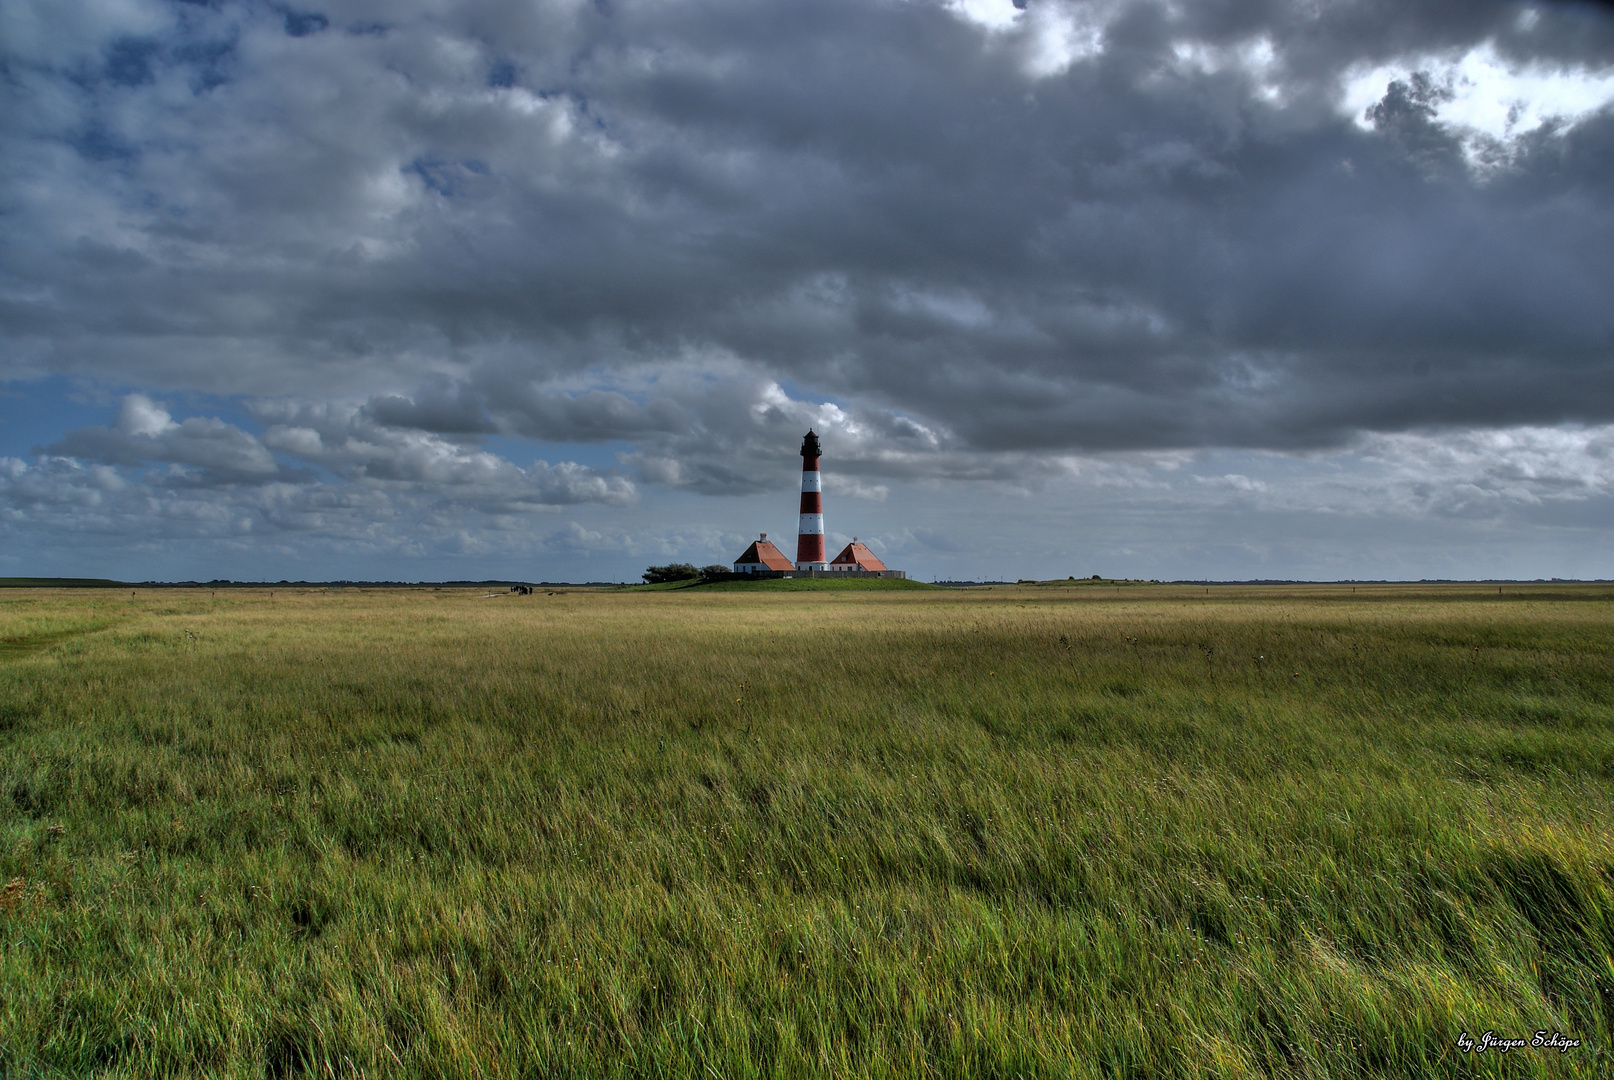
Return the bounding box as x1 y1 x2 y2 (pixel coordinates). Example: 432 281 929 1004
795 429 828 570
727 429 905 580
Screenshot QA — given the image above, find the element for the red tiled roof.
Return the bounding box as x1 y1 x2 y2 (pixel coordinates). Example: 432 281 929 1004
734 539 795 570
830 542 887 571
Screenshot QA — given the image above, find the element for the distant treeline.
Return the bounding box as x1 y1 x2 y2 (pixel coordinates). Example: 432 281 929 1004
1165 578 1613 585
0 578 627 589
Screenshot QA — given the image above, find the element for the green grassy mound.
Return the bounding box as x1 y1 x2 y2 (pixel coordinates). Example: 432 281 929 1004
696 575 938 591
625 576 936 592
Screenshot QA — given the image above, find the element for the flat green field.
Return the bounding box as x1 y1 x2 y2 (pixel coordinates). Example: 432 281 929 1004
2 583 1612 1078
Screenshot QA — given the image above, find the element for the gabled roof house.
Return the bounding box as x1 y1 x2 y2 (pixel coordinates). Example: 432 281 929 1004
829 539 887 572
733 534 796 573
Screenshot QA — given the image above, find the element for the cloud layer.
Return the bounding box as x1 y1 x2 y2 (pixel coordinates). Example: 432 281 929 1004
2 0 1612 578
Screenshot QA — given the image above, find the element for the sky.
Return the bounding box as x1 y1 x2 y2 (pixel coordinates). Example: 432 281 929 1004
3 0 1613 583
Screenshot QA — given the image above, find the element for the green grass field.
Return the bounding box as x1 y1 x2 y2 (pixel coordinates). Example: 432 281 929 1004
2 583 1612 1078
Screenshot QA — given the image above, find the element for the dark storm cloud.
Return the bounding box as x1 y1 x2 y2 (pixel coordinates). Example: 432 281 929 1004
3 0 1613 473
362 383 497 435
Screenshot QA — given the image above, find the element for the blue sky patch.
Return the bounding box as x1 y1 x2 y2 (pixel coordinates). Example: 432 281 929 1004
283 10 329 38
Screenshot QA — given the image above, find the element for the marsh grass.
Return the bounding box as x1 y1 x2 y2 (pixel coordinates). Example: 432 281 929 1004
2 583 1612 1077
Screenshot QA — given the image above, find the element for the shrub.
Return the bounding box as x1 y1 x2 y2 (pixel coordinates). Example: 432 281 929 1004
642 563 701 584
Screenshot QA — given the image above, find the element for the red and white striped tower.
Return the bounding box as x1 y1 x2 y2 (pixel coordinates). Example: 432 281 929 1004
795 429 828 571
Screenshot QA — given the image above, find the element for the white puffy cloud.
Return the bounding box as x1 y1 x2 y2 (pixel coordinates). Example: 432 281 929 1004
3 393 639 574
1343 38 1614 169
1360 424 1614 511
47 394 278 477
254 398 638 506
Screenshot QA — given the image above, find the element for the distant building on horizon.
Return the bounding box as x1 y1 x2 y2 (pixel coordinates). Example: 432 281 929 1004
732 534 795 573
